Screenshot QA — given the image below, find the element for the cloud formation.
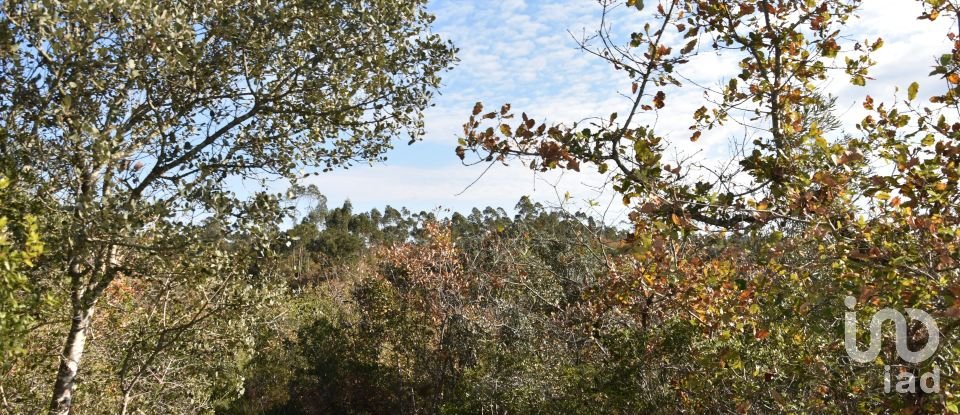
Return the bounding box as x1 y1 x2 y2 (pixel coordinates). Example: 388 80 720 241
304 0 956 218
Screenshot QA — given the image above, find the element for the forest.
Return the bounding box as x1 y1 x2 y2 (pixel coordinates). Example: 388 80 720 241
2 0 960 414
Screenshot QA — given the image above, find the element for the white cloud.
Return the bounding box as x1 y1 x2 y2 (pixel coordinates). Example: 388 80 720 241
308 1 958 216
825 1 952 129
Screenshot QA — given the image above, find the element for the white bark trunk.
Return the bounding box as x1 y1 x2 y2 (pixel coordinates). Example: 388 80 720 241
49 306 94 415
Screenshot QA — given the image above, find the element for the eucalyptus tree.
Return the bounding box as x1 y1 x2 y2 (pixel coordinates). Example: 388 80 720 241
0 0 454 413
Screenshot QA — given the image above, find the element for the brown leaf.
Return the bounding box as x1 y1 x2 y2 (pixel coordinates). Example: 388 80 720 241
756 329 770 340
653 91 666 109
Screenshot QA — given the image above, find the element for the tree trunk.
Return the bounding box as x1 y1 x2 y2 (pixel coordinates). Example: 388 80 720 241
49 305 95 415
120 393 132 415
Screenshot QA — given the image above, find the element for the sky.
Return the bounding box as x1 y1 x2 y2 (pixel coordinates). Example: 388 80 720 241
296 0 954 223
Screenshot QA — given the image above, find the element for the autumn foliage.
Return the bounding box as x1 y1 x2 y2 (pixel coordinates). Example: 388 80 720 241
4 0 960 413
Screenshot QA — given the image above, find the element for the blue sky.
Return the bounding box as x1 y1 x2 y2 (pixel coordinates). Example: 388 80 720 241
294 0 953 222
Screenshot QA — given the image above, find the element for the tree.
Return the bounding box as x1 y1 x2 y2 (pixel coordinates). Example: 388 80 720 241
459 0 875 230
459 0 960 411
0 0 454 412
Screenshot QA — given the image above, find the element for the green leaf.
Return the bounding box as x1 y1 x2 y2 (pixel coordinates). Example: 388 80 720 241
908 81 919 101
